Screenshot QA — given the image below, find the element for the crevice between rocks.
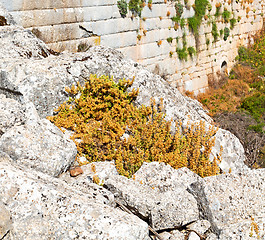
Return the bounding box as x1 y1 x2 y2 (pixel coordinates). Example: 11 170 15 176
187 181 222 238
0 230 10 240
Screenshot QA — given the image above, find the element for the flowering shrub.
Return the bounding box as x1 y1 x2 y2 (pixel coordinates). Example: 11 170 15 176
48 75 221 178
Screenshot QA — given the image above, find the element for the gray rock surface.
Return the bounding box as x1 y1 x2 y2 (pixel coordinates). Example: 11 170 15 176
0 26 50 61
211 128 248 174
188 232 200 240
0 119 77 177
0 200 12 239
0 160 150 240
104 170 199 231
187 220 211 236
60 161 119 185
134 162 201 191
60 161 118 206
0 94 26 136
188 169 265 239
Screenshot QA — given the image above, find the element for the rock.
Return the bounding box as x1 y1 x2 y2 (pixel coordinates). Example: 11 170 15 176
0 119 77 177
206 233 218 240
0 161 150 240
0 200 12 239
70 166 83 177
0 26 50 61
0 94 26 136
158 230 185 240
0 2 16 25
134 162 201 191
104 171 199 231
0 150 12 163
211 128 249 174
59 161 117 206
187 220 211 236
60 161 119 185
188 232 200 240
188 169 265 238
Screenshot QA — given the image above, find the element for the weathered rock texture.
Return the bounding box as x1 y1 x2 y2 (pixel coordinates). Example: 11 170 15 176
2 0 264 93
0 7 264 239
0 19 247 174
0 118 77 177
0 160 150 240
105 174 199 230
0 200 12 239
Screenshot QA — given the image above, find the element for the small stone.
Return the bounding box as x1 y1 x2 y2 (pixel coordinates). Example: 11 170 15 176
70 167 83 177
188 232 200 240
187 220 211 235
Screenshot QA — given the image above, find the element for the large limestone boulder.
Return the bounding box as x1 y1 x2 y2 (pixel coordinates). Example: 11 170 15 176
0 94 26 136
104 165 200 231
0 26 50 61
0 160 150 240
0 119 77 177
188 168 265 239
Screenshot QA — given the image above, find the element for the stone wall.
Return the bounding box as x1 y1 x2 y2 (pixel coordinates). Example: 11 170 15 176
2 0 264 93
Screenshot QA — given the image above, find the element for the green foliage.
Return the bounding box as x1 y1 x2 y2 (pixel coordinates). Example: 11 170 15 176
222 9 231 23
206 38 210 45
188 0 209 36
224 27 230 41
248 123 265 133
215 3 221 17
188 17 200 35
180 18 186 29
175 2 184 18
230 18 237 29
241 93 265 122
188 46 196 57
128 0 145 16
182 32 187 47
207 3 212 12
171 16 180 23
48 75 221 178
117 0 128 18
219 29 224 36
211 22 219 42
238 33 265 75
177 47 188 61
167 37 173 43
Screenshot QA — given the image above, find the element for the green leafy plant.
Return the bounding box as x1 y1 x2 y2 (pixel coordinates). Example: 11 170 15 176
215 2 221 17
177 47 188 60
211 21 219 42
175 2 184 19
180 18 186 29
182 32 187 47
167 37 173 43
188 0 209 42
230 18 237 29
188 46 196 57
222 9 231 23
224 27 230 41
171 16 180 23
117 0 128 18
128 0 145 16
